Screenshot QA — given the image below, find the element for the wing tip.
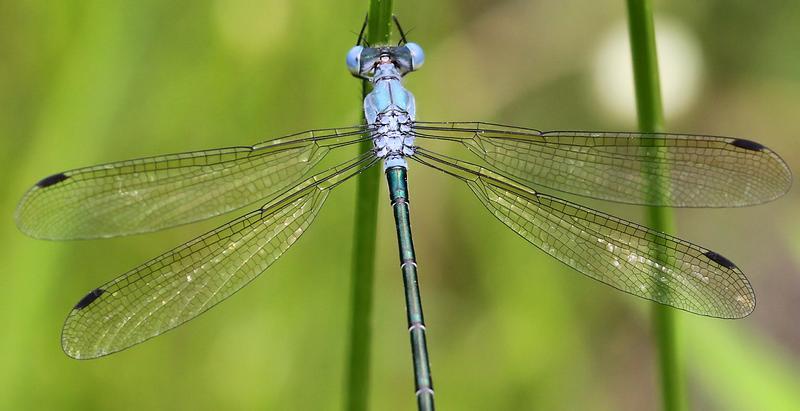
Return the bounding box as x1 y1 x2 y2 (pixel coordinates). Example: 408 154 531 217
61 343 105 360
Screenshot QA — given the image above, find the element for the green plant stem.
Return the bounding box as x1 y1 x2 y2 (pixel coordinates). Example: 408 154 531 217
344 1 393 411
626 1 687 411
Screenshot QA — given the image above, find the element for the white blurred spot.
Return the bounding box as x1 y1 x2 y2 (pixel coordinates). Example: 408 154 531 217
214 0 289 60
592 17 703 124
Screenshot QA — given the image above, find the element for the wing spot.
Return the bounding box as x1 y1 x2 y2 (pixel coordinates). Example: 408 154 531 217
36 173 69 188
704 251 737 269
74 288 105 310
730 139 765 152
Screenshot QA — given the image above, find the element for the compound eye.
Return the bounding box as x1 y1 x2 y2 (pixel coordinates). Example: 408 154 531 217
405 42 425 70
346 46 364 76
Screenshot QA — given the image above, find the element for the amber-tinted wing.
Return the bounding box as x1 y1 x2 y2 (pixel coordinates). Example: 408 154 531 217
16 126 369 239
414 122 791 207
414 148 755 318
61 153 377 359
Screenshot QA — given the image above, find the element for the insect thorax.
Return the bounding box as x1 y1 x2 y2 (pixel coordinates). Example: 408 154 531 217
365 63 417 169
372 110 415 169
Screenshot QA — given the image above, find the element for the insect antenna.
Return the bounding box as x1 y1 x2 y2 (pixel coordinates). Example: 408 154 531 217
392 15 409 45
356 13 368 46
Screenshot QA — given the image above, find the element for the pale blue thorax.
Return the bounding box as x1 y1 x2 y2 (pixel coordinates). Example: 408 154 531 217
364 61 417 170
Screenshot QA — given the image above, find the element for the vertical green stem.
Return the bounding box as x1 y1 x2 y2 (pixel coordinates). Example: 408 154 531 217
626 1 687 411
344 1 393 411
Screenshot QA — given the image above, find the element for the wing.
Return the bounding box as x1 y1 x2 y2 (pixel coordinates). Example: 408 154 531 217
413 121 792 207
413 148 755 318
61 153 377 359
16 126 370 239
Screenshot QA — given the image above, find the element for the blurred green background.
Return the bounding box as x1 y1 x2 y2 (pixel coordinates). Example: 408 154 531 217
2 0 799 410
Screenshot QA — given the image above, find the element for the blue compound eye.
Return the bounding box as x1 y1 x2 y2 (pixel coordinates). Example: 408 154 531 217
405 42 425 70
346 45 364 76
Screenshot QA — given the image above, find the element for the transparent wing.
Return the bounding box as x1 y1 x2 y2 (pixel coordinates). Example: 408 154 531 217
413 121 792 207
61 153 378 359
16 126 370 239
413 148 755 318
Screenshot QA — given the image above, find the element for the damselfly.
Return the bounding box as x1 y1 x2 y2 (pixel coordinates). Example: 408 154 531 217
14 18 791 411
